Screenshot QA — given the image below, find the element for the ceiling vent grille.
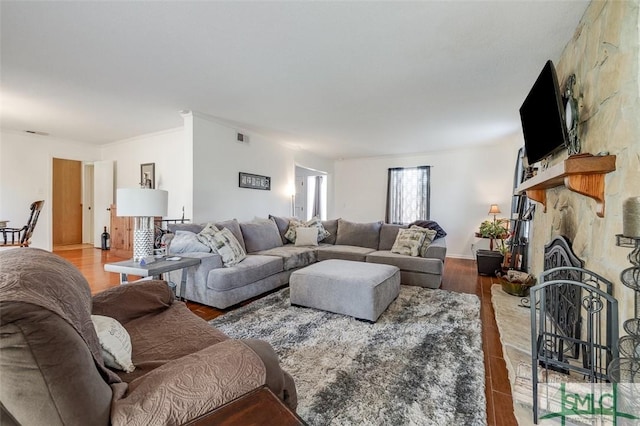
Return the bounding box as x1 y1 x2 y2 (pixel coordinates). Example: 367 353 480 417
237 132 249 143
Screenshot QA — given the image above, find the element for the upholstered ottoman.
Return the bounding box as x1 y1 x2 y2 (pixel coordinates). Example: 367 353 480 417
289 259 400 322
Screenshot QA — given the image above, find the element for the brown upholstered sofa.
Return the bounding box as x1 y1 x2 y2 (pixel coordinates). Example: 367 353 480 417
0 248 296 425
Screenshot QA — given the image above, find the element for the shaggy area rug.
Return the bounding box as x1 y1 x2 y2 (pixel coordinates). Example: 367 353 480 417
210 285 486 425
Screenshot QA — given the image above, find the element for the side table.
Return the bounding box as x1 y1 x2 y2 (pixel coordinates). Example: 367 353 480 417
104 257 201 299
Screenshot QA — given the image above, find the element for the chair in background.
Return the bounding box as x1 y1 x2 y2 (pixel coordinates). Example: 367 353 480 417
1 200 44 247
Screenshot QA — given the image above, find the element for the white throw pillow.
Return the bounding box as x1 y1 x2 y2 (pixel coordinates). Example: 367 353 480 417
295 227 320 246
391 228 426 257
91 315 135 373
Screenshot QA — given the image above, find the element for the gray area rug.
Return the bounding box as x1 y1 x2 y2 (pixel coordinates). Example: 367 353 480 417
210 285 486 425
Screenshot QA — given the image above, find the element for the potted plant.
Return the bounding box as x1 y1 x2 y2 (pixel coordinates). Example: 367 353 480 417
477 219 509 251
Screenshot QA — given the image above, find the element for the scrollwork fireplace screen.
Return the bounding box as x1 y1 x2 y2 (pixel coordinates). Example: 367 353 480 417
239 172 271 190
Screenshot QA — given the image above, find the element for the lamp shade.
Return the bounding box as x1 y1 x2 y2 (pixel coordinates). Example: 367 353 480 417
488 204 501 215
117 188 168 217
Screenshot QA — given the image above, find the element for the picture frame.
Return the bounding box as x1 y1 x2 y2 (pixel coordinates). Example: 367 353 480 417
140 163 155 189
239 172 271 190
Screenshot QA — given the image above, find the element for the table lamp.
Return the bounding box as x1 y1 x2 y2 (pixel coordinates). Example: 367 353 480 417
117 188 168 262
488 204 501 223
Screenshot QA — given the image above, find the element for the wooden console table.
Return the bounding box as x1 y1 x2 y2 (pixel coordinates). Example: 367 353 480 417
186 386 306 426
515 154 616 217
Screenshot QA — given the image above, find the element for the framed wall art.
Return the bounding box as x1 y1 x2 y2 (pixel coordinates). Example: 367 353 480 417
239 172 271 190
140 163 155 189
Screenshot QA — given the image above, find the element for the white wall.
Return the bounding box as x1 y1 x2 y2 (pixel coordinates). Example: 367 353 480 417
101 127 191 220
0 129 101 250
190 113 297 222
334 134 521 259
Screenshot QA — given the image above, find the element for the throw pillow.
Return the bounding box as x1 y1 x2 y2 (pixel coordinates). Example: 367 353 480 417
209 228 247 267
408 220 447 239
410 225 438 257
196 223 221 253
306 217 331 242
91 315 135 373
284 219 305 243
294 227 320 246
391 228 426 257
168 230 211 254
285 217 331 243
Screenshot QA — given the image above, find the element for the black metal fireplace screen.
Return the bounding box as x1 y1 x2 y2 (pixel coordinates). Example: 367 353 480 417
530 236 619 424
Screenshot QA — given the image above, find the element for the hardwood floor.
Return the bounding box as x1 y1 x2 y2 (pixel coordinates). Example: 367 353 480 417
54 245 517 426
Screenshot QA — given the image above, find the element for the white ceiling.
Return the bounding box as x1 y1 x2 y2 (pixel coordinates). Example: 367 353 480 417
1 1 589 159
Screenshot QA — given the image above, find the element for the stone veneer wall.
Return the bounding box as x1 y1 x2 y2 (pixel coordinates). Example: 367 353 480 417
528 0 640 327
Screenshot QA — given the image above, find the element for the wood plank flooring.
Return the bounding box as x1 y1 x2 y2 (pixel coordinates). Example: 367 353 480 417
53 245 518 426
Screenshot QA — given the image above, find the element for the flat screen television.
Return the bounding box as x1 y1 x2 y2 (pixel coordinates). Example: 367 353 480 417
519 60 568 165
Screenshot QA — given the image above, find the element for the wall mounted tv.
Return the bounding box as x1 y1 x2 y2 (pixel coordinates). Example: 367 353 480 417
519 60 569 165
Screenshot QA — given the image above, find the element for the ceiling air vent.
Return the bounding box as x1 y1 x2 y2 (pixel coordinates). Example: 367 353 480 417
24 130 49 136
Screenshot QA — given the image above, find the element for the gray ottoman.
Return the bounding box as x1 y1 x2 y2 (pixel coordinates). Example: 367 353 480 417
289 259 400 322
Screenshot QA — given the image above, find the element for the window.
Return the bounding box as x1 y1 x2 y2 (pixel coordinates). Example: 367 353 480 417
385 166 430 224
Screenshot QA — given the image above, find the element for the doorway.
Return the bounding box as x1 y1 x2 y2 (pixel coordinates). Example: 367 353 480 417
52 158 83 246
294 165 327 221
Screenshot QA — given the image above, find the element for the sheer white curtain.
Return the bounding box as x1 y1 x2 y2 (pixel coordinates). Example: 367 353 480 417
385 166 430 224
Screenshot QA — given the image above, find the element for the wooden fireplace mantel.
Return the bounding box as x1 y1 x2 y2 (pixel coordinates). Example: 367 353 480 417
515 154 616 217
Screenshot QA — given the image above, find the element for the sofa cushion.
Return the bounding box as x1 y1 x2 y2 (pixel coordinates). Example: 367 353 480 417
255 246 318 271
423 237 447 261
390 228 426 257
335 219 382 250
409 220 447 239
168 230 211 255
366 250 444 275
269 215 294 244
379 224 407 251
321 219 338 245
317 245 376 262
207 255 284 292
240 219 283 253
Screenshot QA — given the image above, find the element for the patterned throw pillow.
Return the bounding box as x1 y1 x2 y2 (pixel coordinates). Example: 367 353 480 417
284 219 305 243
285 217 330 243
196 223 221 253
391 228 426 257
306 217 331 242
210 228 247 267
197 224 246 266
410 225 438 257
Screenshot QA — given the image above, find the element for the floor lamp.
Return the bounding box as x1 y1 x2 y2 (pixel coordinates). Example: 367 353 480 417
117 188 168 262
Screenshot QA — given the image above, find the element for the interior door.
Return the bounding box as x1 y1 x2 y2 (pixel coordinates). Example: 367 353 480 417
93 160 114 248
294 176 306 220
83 163 94 244
52 158 82 246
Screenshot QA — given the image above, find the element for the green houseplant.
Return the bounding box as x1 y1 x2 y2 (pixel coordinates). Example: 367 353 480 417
477 218 509 251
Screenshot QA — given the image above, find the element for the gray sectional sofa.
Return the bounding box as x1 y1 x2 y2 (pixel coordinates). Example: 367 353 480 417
166 217 446 309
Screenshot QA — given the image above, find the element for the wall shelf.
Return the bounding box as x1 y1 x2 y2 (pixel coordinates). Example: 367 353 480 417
515 154 616 217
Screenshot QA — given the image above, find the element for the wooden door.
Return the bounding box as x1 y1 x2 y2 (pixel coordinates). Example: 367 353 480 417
53 158 82 245
110 204 133 258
